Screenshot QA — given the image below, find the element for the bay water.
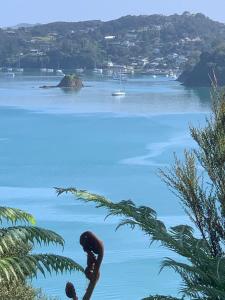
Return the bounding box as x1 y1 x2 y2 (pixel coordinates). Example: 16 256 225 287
0 73 211 299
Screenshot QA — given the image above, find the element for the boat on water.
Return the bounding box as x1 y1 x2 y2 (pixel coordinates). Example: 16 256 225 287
56 69 65 76
112 70 126 96
5 72 15 78
40 68 47 72
93 68 103 74
112 90 126 96
15 68 24 73
112 73 127 81
168 70 178 79
75 68 84 73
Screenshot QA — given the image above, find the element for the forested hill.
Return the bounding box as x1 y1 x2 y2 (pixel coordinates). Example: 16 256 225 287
1 12 225 70
179 45 225 86
34 13 225 38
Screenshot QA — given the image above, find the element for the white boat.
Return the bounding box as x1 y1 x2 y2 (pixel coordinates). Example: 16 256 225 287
47 68 54 73
112 90 126 96
56 69 65 76
112 70 126 96
112 73 127 81
5 72 15 78
75 68 84 73
7 68 13 72
15 68 24 73
40 68 47 72
93 68 103 74
168 70 177 79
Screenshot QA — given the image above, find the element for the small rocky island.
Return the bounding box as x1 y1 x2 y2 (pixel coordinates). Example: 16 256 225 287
40 74 83 89
57 74 83 88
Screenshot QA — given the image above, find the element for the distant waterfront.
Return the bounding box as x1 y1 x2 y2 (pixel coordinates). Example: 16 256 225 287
1 13 224 80
0 74 210 299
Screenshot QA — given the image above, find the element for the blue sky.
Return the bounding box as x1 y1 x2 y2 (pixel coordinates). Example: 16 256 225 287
1 0 225 27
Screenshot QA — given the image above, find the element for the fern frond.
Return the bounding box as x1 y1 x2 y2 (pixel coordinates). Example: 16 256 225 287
56 187 225 299
142 296 184 300
0 226 65 256
56 187 156 223
0 207 35 225
0 254 84 283
55 188 201 260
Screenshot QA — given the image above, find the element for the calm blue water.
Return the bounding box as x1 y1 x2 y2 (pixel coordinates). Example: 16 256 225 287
0 73 211 299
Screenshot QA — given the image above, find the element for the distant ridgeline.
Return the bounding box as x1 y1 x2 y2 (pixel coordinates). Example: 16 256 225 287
1 12 225 84
178 45 225 86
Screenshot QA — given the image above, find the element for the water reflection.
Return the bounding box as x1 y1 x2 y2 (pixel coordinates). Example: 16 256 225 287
183 86 211 107
59 87 82 95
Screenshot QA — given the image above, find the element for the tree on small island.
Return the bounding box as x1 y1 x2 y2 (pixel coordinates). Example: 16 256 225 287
57 85 225 299
57 74 83 89
40 74 83 89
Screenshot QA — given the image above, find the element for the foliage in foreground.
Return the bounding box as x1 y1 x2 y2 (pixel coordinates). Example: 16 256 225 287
0 206 84 299
57 88 225 299
0 282 58 300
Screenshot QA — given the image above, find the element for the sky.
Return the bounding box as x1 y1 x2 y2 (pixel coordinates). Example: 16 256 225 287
1 0 225 27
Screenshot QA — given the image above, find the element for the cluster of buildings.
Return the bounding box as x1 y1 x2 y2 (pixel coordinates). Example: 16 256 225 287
0 21 203 76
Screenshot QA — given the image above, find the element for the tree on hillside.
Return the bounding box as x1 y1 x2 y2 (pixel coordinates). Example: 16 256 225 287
57 86 225 299
179 45 225 86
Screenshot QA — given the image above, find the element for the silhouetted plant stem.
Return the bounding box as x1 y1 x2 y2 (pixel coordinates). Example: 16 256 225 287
65 231 104 300
65 282 78 300
81 231 104 300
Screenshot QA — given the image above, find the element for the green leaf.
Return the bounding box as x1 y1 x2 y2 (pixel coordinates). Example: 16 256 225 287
0 254 84 283
0 207 36 225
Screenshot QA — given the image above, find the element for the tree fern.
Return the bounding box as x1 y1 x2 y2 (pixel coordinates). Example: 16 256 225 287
142 296 184 300
0 206 84 285
0 206 35 224
0 226 65 255
0 254 83 282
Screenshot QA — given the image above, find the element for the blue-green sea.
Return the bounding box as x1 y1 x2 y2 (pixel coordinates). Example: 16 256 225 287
0 73 211 299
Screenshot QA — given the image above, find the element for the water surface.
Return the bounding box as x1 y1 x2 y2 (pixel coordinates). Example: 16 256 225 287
0 73 211 299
